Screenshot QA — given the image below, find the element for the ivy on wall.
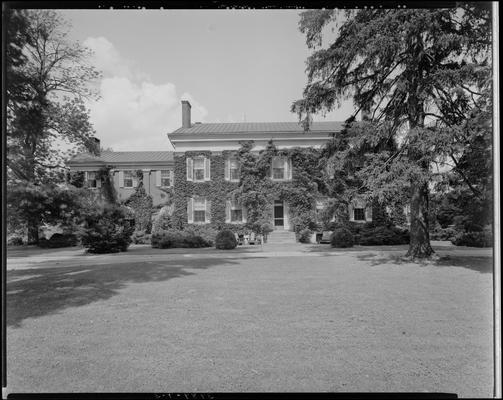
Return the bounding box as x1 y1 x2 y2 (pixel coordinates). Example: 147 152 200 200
171 140 327 234
172 150 248 234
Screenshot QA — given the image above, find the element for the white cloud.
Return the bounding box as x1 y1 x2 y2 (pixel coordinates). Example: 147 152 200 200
83 37 208 151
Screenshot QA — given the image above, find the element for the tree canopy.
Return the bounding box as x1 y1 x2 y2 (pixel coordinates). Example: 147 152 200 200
5 9 102 243
6 9 101 186
293 4 492 258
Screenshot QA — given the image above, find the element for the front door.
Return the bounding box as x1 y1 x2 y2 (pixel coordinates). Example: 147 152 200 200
274 200 284 228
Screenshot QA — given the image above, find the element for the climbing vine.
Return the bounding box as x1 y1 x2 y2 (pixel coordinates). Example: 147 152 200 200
171 140 327 235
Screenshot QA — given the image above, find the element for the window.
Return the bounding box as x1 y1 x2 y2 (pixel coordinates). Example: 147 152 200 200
272 157 286 180
231 209 243 222
193 158 205 181
187 156 210 182
85 171 98 188
161 170 171 187
226 199 246 223
271 156 292 181
193 197 207 223
354 208 365 221
229 159 240 181
123 170 134 188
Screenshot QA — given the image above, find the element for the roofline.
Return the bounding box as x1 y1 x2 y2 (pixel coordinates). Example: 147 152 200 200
169 130 337 139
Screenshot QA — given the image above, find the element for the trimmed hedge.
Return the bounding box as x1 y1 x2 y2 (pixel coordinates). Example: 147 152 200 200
298 228 313 243
349 222 410 246
131 230 151 244
330 227 354 248
430 226 457 241
151 229 212 249
38 233 79 248
7 236 24 246
215 230 238 250
451 230 493 247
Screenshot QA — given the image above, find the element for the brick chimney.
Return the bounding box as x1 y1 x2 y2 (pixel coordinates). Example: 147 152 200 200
182 100 191 128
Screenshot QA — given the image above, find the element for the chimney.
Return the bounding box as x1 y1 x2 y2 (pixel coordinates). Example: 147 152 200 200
182 100 191 128
91 137 101 155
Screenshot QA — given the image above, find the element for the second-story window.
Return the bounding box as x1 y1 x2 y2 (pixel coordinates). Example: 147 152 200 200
230 159 240 181
123 170 134 188
225 158 240 182
193 158 205 181
271 156 292 181
187 156 210 182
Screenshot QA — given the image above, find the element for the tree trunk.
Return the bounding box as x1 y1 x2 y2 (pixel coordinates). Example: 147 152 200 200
27 219 39 245
406 181 434 258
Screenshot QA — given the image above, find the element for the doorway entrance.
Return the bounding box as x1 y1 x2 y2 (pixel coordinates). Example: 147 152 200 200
274 200 284 228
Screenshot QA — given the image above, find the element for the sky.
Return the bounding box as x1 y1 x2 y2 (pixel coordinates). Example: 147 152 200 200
58 9 355 151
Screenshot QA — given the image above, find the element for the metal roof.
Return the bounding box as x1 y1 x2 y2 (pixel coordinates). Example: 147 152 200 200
68 151 173 164
171 121 344 135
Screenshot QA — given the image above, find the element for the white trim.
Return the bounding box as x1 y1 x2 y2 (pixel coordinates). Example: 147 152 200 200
156 170 161 187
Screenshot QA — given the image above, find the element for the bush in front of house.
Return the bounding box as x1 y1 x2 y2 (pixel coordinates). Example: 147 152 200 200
451 229 493 247
215 230 238 250
184 225 218 247
330 227 354 248
429 225 458 241
151 229 212 249
298 228 313 243
38 233 79 248
7 236 24 246
358 225 410 245
131 230 151 244
80 205 134 254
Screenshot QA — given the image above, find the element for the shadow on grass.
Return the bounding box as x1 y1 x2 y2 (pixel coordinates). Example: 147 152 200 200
6 257 242 328
356 253 493 274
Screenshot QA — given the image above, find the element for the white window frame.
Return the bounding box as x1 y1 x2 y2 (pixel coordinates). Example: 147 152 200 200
225 199 247 224
157 169 173 188
225 158 240 182
85 171 101 188
188 197 211 224
121 170 136 188
187 156 210 182
271 156 293 181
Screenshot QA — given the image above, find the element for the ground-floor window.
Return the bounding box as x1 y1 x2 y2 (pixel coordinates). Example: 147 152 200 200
353 208 366 221
193 197 207 223
226 199 246 223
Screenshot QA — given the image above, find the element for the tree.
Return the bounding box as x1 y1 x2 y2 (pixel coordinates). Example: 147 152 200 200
5 9 101 243
293 5 492 258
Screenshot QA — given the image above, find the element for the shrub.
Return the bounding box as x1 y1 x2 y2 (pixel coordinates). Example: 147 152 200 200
298 228 313 243
184 225 218 246
152 210 172 233
38 233 79 248
80 205 134 254
8 236 24 246
151 229 212 249
451 230 493 247
131 230 151 244
215 230 238 250
358 225 410 245
330 228 354 248
430 226 458 241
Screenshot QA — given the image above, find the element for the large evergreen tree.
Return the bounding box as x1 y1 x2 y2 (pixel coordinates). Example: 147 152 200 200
293 4 492 258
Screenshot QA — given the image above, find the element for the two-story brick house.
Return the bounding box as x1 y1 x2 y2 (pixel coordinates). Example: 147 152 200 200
68 100 375 233
169 101 373 231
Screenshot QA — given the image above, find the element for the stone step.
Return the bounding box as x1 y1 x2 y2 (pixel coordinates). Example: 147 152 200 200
267 231 297 244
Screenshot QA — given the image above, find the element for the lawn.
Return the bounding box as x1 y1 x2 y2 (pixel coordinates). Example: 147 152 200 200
6 244 494 396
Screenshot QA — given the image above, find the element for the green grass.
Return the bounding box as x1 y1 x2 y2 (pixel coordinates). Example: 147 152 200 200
6 247 494 396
